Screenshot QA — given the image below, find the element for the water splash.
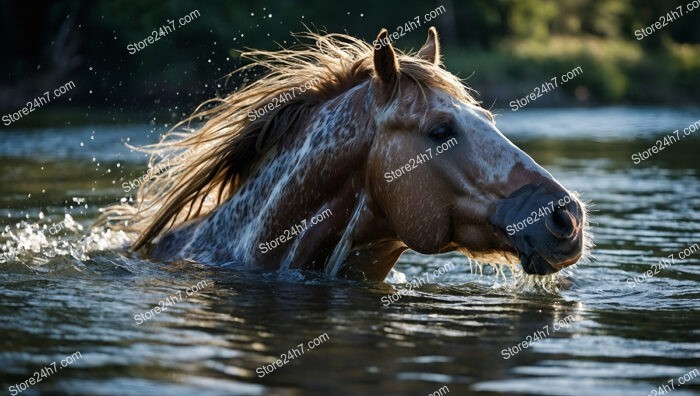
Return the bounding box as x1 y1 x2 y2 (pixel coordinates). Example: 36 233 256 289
0 214 132 272
466 257 565 294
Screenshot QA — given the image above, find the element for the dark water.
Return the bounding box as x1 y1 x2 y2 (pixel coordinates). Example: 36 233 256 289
1 107 699 396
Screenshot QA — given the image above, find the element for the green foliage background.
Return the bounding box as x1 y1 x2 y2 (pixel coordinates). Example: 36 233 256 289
1 0 698 126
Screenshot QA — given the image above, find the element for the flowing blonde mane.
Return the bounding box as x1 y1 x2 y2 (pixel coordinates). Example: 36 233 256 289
98 31 485 251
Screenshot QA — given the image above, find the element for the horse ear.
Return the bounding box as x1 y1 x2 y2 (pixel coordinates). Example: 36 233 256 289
373 29 399 86
417 27 440 65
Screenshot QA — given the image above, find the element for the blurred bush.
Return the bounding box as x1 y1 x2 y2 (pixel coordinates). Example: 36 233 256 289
0 0 698 125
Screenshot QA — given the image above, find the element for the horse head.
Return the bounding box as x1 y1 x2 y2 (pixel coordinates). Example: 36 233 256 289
362 28 588 277
108 28 589 281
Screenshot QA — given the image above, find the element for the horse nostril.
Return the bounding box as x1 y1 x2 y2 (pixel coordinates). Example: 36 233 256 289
545 206 577 239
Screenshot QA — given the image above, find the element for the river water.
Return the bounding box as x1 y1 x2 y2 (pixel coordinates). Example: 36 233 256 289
0 107 698 395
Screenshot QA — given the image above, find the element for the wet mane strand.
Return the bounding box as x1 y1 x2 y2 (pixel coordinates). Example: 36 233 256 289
99 32 487 250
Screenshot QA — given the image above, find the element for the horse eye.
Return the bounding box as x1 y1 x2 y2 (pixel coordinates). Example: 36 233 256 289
429 125 453 140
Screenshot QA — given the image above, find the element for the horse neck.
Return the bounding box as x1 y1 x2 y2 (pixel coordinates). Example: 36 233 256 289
191 82 376 268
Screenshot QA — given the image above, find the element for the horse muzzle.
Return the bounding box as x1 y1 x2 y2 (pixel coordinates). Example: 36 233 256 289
489 183 585 275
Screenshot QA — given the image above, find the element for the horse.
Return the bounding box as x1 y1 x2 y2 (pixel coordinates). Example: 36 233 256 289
100 28 590 281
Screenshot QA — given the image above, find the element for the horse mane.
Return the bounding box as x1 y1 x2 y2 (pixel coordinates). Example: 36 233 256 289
98 31 485 251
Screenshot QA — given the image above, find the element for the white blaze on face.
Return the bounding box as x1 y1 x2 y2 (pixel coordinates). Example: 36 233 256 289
432 91 552 187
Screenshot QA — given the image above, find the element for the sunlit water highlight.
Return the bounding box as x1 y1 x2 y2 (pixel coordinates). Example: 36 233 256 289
0 107 698 395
